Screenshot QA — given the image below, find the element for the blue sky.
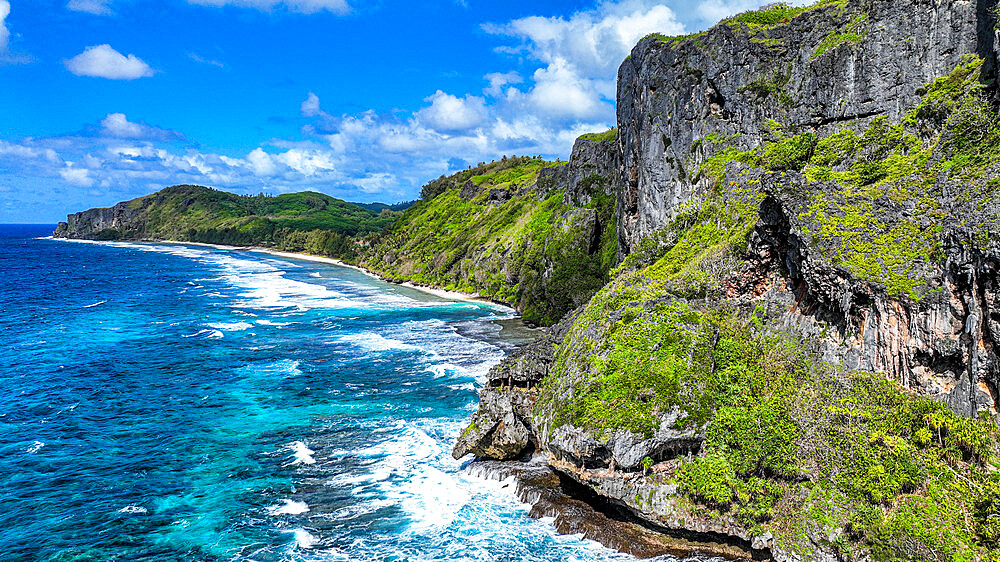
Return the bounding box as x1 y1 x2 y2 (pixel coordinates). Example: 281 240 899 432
0 0 780 223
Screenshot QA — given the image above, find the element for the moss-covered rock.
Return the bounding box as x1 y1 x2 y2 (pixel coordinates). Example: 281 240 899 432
532 207 1000 559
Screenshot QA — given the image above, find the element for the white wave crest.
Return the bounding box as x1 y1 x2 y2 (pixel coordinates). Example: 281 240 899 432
339 332 421 353
289 441 316 465
291 528 318 549
181 328 224 339
206 321 254 332
267 499 310 515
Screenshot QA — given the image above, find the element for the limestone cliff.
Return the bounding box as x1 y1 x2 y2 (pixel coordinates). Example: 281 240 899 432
616 0 998 253
456 1 1000 560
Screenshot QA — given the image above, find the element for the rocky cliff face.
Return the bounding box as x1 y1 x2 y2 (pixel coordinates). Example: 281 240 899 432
55 199 150 240
609 0 1000 422
616 0 998 254
540 135 620 207
457 1 1000 560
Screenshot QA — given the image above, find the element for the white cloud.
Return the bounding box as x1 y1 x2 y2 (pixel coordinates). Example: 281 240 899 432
60 166 94 187
484 71 522 97
475 0 686 129
246 148 279 176
65 44 154 80
67 0 113 15
0 1 32 64
1 0 709 211
0 140 60 163
187 0 350 14
275 148 336 176
300 92 323 117
0 1 9 52
100 113 180 140
486 1 684 77
101 113 147 138
416 91 487 133
525 58 604 120
188 52 225 68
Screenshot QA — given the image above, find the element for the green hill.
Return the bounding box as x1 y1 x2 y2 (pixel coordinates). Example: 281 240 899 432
55 184 398 257
358 152 618 325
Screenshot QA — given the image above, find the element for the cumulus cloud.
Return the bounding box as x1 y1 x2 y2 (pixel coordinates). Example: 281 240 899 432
523 58 605 120
475 0 686 130
1 0 715 213
246 147 279 176
67 0 113 15
484 71 522 97
65 44 154 80
187 0 350 14
487 1 684 77
416 91 487 133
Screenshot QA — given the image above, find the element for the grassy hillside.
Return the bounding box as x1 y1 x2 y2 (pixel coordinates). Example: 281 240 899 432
74 185 397 257
358 156 618 325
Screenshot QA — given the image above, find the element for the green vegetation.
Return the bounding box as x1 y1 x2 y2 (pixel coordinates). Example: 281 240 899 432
541 193 761 436
738 70 794 106
644 31 707 47
723 0 848 31
359 157 617 325
539 204 1000 557
74 185 397 258
526 53 1000 560
812 14 868 59
692 56 1000 301
578 128 618 143
419 156 558 199
644 0 852 51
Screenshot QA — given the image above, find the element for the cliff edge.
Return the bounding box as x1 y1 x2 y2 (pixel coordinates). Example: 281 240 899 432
456 1 1000 560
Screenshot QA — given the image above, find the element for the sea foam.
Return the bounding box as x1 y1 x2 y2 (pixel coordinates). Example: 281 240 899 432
267 499 310 515
289 441 316 465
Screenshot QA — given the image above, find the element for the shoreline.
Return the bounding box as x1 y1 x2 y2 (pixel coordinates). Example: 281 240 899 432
49 236 499 306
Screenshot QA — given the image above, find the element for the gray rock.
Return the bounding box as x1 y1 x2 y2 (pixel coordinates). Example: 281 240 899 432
452 388 536 460
459 180 481 200
538 137 619 206
547 426 613 468
616 0 992 254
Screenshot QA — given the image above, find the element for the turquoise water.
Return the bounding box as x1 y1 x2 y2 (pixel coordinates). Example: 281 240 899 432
0 225 672 561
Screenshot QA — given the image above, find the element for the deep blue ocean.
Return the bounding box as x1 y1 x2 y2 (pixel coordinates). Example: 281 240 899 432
0 225 664 561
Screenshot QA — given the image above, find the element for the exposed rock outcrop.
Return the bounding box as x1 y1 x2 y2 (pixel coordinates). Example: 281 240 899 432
539 136 619 207
616 0 997 254
56 198 150 240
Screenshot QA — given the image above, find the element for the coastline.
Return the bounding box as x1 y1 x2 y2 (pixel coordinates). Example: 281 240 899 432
48 236 497 306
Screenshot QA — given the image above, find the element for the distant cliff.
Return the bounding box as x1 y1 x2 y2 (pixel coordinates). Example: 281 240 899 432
54 185 395 257
456 0 1000 560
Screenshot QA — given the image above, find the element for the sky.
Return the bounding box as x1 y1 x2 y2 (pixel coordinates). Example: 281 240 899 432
0 0 783 223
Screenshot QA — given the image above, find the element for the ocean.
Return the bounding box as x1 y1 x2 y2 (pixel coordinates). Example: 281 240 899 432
0 225 674 561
